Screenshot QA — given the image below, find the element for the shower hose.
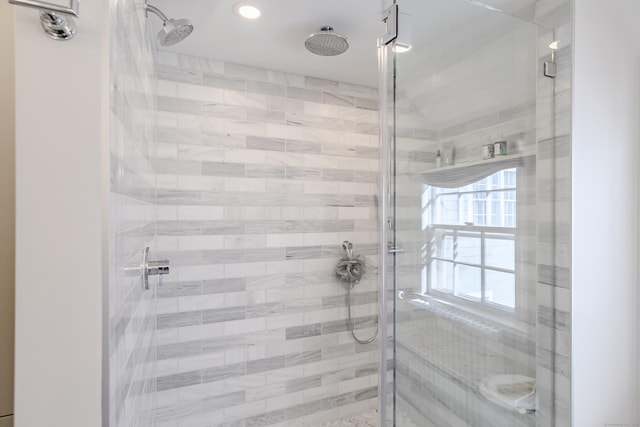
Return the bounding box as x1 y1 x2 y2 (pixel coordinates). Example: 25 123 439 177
336 240 379 344
345 281 379 344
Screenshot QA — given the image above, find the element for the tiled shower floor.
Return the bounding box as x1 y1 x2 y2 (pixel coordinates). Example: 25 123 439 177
319 410 378 427
319 409 419 427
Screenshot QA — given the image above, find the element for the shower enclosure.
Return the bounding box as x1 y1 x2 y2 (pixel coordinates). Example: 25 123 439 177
103 0 571 426
379 1 570 426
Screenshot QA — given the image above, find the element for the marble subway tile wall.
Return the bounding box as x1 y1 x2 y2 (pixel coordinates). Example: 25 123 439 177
108 0 158 426
151 51 381 427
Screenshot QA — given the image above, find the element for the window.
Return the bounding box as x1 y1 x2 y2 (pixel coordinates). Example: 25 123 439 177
422 168 517 310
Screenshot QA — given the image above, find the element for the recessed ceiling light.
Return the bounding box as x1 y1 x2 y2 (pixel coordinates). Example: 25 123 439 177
393 44 412 53
234 3 261 20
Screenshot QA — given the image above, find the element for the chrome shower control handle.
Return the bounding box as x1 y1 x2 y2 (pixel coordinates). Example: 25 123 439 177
147 260 170 276
142 246 170 290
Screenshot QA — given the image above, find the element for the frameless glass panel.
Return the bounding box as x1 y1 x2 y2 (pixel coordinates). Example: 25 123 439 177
388 0 545 425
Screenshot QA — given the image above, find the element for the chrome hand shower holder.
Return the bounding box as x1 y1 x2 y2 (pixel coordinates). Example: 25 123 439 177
8 0 79 40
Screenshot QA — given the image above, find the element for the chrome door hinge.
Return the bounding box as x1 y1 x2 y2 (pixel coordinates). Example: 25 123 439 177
544 61 557 78
381 4 398 45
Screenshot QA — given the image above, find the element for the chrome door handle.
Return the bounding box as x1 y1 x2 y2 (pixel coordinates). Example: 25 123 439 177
387 242 404 254
142 246 170 290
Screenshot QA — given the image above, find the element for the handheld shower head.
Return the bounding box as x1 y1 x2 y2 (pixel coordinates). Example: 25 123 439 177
145 3 194 46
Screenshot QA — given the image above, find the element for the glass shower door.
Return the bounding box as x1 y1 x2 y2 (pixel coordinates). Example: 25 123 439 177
382 1 548 425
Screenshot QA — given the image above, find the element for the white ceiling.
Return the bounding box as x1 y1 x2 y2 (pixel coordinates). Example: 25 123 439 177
151 0 538 127
152 0 388 87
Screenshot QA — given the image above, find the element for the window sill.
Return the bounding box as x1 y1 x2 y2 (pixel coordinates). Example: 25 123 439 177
400 291 531 335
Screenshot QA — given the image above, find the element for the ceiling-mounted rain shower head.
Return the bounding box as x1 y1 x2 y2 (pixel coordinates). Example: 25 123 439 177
145 3 194 46
305 26 349 56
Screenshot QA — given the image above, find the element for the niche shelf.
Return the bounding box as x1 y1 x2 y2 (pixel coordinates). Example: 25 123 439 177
421 149 536 186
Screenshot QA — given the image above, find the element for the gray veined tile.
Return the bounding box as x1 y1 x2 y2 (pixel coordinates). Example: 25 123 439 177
322 220 355 232
247 109 286 124
246 136 286 152
322 392 355 409
202 277 246 294
157 65 202 84
286 375 322 393
210 420 247 427
247 80 285 97
202 335 246 352
202 362 246 383
322 343 355 359
202 161 246 177
200 221 245 235
286 86 322 103
355 122 379 135
202 306 246 324
246 302 286 318
203 73 246 91
157 96 203 115
157 340 202 360
157 310 202 329
322 169 355 182
355 97 379 111
355 386 378 401
285 246 322 260
355 363 378 378
305 76 339 92
202 390 246 411
243 220 286 234
285 350 322 367
285 166 322 181
355 171 378 183
245 164 285 179
153 158 202 175
156 279 202 297
355 146 379 159
322 92 355 107
285 400 323 420
286 323 322 340
284 220 323 233
225 62 269 81
285 139 321 154
246 355 285 374
203 103 247 120
246 410 285 427
156 370 201 392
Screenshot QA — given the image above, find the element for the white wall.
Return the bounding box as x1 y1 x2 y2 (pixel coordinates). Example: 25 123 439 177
13 3 109 427
572 0 640 425
0 1 15 426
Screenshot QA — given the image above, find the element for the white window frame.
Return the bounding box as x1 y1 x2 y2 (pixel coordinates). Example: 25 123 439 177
422 168 517 313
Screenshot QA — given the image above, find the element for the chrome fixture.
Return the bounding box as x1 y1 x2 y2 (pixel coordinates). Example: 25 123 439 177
141 246 170 290
8 0 79 41
335 241 378 344
305 26 349 56
144 2 194 47
544 41 559 78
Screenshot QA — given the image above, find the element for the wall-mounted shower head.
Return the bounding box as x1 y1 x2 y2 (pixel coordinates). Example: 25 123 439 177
305 26 349 56
145 3 194 46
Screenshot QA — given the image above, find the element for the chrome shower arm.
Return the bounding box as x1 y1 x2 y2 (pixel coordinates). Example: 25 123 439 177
8 0 79 17
144 4 168 23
